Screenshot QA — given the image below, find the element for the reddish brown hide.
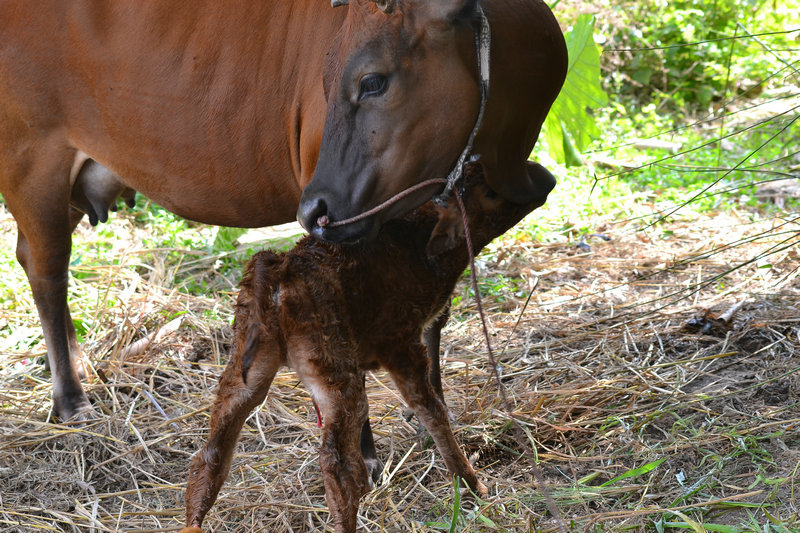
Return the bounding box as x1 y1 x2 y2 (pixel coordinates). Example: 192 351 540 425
0 0 566 420
182 164 555 532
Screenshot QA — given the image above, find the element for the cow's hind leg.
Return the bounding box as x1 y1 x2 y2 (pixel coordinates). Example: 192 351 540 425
383 344 488 496
183 330 282 531
35 208 87 378
2 147 91 421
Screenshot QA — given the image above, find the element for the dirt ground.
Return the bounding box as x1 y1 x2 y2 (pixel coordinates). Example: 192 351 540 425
0 203 798 532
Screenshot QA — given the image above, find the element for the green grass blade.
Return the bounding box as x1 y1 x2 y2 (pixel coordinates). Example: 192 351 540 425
449 476 462 533
663 521 741 533
600 457 666 487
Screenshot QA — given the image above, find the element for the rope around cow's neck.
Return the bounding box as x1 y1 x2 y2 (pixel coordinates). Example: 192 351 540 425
317 7 491 230
434 7 491 204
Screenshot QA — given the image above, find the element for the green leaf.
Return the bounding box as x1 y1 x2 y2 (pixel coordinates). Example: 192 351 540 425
72 318 87 344
212 226 248 253
476 514 498 528
600 457 666 487
668 512 707 533
543 14 609 166
561 121 584 167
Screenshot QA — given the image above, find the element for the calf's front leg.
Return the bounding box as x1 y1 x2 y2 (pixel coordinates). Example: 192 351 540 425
296 355 371 533
359 307 450 486
422 307 450 403
358 373 383 487
384 344 488 497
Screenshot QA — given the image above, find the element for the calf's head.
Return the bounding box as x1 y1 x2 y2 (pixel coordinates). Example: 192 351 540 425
425 161 556 257
298 0 483 243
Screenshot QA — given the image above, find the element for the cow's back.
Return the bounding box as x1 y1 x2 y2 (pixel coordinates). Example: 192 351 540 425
0 1 344 227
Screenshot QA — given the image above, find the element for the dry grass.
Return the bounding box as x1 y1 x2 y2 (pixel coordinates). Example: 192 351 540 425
1 202 799 532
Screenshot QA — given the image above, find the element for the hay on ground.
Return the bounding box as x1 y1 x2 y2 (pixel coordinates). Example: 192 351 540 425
1 205 798 532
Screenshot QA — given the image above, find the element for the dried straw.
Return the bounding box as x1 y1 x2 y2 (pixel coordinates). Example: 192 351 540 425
1 204 798 531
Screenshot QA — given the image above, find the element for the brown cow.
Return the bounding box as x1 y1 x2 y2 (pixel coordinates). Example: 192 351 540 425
181 163 554 533
0 0 566 420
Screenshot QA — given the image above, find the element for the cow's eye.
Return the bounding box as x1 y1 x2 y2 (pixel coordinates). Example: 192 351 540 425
358 74 388 100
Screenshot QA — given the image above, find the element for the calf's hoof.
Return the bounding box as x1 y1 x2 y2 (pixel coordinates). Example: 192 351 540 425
53 392 94 424
364 456 383 488
460 480 489 500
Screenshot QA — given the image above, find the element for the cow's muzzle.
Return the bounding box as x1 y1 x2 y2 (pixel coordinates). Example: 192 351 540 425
297 193 375 243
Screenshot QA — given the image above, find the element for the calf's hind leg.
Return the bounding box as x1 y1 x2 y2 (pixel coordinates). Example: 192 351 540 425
183 330 282 531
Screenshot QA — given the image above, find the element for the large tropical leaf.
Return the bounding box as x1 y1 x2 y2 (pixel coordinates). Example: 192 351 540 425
543 14 609 166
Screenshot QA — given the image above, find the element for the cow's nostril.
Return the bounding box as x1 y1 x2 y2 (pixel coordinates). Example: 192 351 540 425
297 196 329 232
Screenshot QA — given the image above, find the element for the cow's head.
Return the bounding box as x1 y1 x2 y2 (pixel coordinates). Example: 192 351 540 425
298 0 484 243
298 0 567 243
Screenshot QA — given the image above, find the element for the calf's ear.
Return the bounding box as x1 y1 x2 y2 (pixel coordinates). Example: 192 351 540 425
448 0 480 22
412 0 480 24
373 0 396 13
426 209 464 257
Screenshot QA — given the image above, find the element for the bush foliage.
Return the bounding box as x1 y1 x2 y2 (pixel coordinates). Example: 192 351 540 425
590 0 799 114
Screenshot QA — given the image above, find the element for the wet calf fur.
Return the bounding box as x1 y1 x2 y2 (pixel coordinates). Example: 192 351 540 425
183 166 554 532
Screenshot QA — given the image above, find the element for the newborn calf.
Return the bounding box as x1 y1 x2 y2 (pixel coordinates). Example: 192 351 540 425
182 164 554 533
